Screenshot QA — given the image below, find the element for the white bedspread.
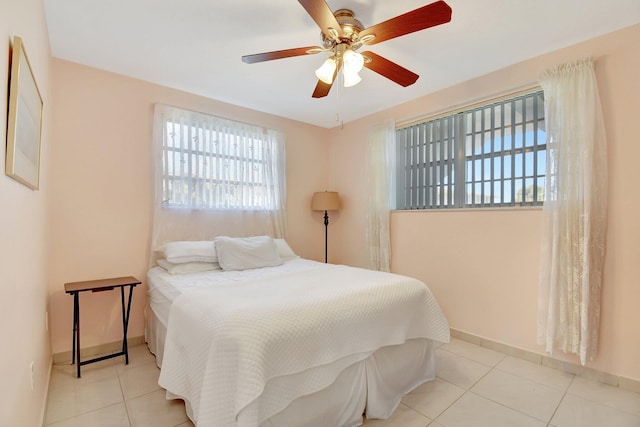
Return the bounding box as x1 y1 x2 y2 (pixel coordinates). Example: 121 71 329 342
158 261 449 426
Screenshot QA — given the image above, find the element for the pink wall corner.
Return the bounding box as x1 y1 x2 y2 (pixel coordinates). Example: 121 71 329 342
47 59 331 355
326 122 370 266
329 24 640 382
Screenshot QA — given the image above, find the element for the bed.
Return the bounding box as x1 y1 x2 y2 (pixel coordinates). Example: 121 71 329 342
145 237 449 427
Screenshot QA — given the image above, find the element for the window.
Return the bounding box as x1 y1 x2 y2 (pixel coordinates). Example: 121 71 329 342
157 106 285 210
395 90 546 209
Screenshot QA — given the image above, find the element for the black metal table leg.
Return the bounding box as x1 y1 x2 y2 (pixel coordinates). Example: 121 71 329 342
120 286 128 364
124 284 135 364
71 292 77 365
74 292 81 378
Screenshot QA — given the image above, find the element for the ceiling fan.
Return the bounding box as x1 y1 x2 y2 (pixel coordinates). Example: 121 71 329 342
241 0 452 98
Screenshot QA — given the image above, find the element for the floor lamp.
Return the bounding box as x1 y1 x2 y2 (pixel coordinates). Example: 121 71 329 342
311 191 341 263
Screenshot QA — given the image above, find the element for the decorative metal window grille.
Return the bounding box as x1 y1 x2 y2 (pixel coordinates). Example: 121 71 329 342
159 107 284 210
396 90 546 209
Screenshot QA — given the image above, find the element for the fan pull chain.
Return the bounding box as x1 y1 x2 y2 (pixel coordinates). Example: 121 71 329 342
336 70 344 129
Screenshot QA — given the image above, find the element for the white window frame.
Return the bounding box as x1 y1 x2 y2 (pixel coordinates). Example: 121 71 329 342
157 106 285 211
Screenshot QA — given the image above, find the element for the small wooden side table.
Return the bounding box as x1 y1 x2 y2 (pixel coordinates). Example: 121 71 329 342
64 276 140 378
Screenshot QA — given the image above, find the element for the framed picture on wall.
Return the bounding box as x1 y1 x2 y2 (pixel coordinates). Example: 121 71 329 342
5 35 43 190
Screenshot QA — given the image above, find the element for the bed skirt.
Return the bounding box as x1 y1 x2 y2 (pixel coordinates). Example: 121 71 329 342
145 303 436 427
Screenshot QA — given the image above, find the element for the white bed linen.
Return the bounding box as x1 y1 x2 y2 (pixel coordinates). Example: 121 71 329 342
146 258 317 365
147 257 314 327
151 259 449 427
146 306 437 426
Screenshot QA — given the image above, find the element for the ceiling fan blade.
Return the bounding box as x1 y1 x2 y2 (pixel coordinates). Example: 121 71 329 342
242 46 322 64
362 51 419 87
359 1 452 46
298 0 343 38
312 59 342 98
312 80 333 98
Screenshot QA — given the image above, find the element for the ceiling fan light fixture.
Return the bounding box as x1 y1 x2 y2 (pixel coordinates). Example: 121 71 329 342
315 57 337 84
359 34 376 44
343 69 362 87
243 0 453 99
343 49 364 74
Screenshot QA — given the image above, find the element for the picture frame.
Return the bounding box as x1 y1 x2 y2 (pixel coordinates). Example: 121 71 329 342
5 36 43 190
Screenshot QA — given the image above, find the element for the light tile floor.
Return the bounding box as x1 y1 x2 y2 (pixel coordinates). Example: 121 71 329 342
45 339 640 426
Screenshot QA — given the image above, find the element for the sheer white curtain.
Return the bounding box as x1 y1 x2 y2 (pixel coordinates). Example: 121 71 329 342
366 119 396 272
150 104 287 259
537 59 608 365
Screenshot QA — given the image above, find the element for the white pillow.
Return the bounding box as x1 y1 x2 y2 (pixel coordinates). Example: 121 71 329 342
215 236 283 271
157 258 220 275
155 241 217 264
275 239 298 260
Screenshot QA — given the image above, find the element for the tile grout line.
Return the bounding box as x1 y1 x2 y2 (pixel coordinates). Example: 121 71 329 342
464 360 559 424
441 343 583 393
561 379 640 420
545 374 578 426
428 379 466 426
429 352 501 426
115 363 133 426
545 390 570 427
46 361 121 425
436 348 571 426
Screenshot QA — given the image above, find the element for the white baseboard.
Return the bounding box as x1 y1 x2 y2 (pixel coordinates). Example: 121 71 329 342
450 328 640 394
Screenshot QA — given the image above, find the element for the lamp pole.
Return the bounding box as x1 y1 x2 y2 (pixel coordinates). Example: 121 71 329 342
323 210 329 263
311 191 341 264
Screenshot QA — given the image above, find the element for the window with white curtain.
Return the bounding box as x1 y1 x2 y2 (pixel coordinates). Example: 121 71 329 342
395 90 546 209
158 106 285 210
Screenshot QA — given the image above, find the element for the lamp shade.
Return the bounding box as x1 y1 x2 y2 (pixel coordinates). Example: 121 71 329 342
311 191 341 211
315 58 337 84
343 70 362 88
343 49 364 74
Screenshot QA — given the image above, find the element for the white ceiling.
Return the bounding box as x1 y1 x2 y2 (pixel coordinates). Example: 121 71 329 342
44 0 640 129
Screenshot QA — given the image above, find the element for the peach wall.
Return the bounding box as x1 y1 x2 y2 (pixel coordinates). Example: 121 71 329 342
48 59 330 356
0 0 52 425
329 24 640 382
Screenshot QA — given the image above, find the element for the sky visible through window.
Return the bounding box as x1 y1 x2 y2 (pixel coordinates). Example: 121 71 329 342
465 129 546 205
